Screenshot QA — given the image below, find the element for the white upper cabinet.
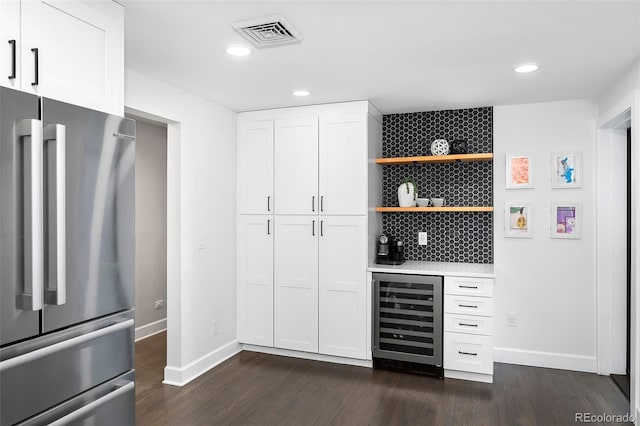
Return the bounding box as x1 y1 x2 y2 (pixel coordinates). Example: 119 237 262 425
238 120 274 214
274 117 318 215
318 113 367 215
0 1 21 90
1 0 124 114
237 215 274 347
318 216 367 358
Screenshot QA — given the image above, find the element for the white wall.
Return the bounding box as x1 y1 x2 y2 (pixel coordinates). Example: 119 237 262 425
494 99 599 372
125 69 239 385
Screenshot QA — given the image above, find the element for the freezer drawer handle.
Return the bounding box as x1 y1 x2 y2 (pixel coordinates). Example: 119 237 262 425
458 351 478 357
17 119 44 312
459 304 478 309
47 381 135 426
459 322 478 328
0 319 133 372
459 285 478 289
44 124 66 305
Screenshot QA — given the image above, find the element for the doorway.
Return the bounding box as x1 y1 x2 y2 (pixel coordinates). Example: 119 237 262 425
612 127 632 400
129 114 168 342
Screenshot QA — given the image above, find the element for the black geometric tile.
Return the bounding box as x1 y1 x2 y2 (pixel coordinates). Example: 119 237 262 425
380 107 494 264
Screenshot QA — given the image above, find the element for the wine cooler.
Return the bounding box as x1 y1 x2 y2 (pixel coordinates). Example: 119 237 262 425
372 273 443 374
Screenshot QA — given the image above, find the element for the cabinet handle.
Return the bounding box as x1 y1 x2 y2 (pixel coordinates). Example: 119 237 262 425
320 195 324 212
267 196 271 212
320 220 324 237
312 220 315 236
267 219 271 235
459 323 478 328
458 351 478 356
312 196 315 212
459 304 478 309
31 48 39 86
459 285 478 289
8 40 16 79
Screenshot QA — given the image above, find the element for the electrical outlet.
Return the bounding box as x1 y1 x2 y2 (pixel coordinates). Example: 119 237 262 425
154 300 164 310
212 319 219 335
197 233 208 250
418 232 428 246
507 312 517 327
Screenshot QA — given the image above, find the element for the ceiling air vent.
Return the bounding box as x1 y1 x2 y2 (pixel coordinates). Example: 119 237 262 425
232 15 302 48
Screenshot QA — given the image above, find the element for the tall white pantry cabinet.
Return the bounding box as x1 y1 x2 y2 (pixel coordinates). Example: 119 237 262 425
237 101 382 362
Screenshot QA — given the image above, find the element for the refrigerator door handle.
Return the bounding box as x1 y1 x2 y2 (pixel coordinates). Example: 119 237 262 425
44 124 66 305
47 381 135 426
16 119 44 311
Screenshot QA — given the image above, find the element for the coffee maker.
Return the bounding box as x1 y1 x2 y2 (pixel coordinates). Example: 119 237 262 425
376 234 405 265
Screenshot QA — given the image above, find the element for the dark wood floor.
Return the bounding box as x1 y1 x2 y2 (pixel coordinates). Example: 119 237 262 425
135 332 631 425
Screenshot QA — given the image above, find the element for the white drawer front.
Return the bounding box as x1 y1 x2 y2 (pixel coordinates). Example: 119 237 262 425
444 332 493 375
445 276 494 297
444 313 494 336
444 295 493 317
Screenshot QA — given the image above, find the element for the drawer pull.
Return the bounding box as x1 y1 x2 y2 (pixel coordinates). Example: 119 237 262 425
458 351 478 356
459 323 478 327
459 304 478 309
459 285 478 289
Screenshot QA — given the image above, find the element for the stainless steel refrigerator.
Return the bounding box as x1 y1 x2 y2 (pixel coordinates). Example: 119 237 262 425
0 86 136 425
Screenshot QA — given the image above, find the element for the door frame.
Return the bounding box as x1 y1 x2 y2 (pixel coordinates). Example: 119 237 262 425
125 106 182 378
596 90 638 418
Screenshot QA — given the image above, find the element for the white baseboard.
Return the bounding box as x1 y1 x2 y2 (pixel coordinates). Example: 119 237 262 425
162 340 242 387
242 344 373 368
445 369 493 383
135 318 167 342
494 347 597 373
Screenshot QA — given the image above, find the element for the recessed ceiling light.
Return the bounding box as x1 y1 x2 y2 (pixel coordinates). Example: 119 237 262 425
226 45 251 57
514 63 539 74
292 90 310 97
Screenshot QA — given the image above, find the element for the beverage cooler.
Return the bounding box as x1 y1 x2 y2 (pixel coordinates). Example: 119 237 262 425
372 273 443 376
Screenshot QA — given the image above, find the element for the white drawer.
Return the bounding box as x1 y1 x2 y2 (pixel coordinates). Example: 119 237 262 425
444 313 493 336
444 295 493 317
445 276 494 298
444 332 493 375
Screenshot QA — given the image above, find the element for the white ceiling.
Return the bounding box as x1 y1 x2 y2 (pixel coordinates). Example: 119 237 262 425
122 0 640 114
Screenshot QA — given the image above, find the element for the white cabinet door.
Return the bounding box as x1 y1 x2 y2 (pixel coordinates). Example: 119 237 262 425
238 120 274 214
274 216 318 352
274 118 318 215
318 216 367 358
0 1 20 89
20 0 124 114
238 215 274 346
319 113 367 215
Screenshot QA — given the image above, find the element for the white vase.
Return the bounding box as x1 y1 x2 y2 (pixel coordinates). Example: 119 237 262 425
397 183 416 207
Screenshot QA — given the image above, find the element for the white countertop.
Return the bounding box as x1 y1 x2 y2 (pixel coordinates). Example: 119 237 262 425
367 261 495 278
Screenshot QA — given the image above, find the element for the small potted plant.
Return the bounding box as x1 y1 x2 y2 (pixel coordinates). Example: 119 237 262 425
398 177 417 207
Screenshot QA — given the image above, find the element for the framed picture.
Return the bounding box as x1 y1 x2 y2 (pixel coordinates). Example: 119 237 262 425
506 154 534 189
550 202 581 239
505 202 533 238
551 152 582 188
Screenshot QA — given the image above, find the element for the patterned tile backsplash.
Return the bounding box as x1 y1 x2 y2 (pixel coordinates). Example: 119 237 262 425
381 107 494 264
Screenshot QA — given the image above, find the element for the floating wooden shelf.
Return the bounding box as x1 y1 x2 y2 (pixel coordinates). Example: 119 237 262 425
375 206 494 213
375 153 493 165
